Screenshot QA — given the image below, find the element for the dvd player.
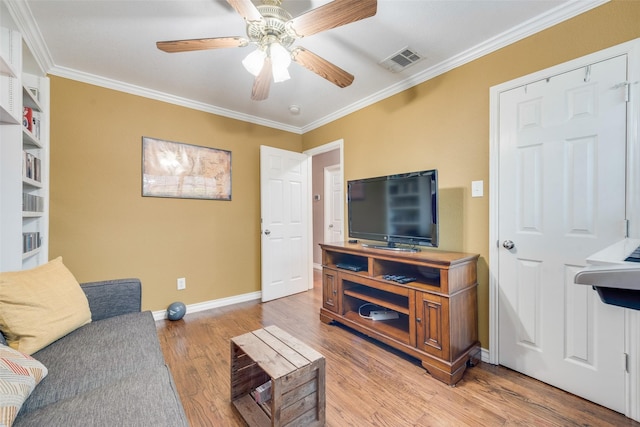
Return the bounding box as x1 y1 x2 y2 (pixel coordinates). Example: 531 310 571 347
336 263 364 272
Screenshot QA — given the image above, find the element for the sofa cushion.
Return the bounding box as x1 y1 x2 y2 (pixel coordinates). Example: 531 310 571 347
80 279 142 321
22 311 165 414
0 345 48 427
0 257 91 355
13 365 188 427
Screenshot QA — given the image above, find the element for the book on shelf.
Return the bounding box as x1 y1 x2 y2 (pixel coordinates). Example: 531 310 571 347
22 193 44 212
22 151 41 182
22 231 41 253
31 111 41 140
33 154 40 182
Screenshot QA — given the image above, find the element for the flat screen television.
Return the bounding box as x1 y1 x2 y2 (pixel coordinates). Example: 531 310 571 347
347 169 438 249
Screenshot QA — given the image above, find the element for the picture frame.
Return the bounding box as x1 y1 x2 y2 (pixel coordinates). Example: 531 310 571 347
142 136 232 200
27 87 39 101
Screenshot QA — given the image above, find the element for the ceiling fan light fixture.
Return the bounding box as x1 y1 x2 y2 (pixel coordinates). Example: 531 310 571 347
242 48 266 76
272 64 290 82
270 42 291 83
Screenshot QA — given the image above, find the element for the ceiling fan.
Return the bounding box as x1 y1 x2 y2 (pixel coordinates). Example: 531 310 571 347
156 0 377 101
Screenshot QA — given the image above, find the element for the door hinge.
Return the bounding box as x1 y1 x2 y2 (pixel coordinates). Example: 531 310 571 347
613 81 632 102
624 352 629 373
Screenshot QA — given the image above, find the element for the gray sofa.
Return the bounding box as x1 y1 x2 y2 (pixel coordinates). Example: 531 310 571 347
10 278 189 426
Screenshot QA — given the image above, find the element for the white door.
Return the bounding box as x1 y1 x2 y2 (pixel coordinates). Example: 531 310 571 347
324 165 343 244
260 145 310 302
497 55 628 412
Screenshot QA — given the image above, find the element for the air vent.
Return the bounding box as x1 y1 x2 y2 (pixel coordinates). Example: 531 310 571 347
379 47 423 73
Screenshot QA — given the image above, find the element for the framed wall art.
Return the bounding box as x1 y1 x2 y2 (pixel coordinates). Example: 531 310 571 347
142 137 232 200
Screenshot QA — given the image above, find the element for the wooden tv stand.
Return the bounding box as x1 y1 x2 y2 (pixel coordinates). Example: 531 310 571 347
319 242 480 385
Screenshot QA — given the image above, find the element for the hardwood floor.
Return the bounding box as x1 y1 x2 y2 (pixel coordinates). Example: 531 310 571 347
156 271 638 426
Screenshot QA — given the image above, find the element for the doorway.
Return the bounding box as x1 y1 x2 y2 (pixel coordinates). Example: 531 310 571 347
305 140 344 271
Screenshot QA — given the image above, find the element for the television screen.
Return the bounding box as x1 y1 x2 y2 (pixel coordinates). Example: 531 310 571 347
348 169 438 248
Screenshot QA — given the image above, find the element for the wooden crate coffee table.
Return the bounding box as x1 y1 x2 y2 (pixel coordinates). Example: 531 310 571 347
230 325 326 427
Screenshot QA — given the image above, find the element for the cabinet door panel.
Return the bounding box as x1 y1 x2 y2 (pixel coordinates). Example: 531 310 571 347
322 269 340 313
416 292 449 359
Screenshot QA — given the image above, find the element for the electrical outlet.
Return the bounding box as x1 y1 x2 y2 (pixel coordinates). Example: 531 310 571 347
177 277 186 290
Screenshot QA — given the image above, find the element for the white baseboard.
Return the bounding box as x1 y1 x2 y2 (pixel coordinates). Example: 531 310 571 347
152 291 262 321
481 347 490 364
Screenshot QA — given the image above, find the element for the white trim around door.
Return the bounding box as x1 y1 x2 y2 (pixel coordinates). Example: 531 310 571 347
304 139 345 286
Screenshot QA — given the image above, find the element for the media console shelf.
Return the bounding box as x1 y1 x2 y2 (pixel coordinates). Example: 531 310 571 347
320 241 480 385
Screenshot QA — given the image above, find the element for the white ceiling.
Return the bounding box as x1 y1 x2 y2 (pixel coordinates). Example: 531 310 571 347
13 0 606 133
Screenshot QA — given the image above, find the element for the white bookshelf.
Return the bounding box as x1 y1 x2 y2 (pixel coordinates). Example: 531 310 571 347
0 2 49 272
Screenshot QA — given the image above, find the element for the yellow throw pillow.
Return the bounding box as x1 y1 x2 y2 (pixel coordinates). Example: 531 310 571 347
0 257 91 355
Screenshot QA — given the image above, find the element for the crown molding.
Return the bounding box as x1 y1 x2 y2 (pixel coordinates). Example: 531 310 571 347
301 0 609 133
9 0 608 134
48 65 301 134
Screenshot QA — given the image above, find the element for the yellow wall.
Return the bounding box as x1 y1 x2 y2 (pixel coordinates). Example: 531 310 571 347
50 78 301 310
302 0 640 347
50 1 640 347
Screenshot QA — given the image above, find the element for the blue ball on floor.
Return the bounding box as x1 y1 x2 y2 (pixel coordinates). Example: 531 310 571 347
167 301 186 320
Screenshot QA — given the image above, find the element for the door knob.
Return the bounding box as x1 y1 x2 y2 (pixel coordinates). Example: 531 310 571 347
502 240 515 250
328 224 334 229
264 229 271 235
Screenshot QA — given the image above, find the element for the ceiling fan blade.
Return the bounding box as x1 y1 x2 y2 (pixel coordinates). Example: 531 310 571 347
288 0 377 37
251 57 272 101
227 0 264 23
157 37 248 53
291 47 354 88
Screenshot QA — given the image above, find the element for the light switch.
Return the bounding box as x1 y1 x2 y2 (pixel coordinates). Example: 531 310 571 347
472 180 483 198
